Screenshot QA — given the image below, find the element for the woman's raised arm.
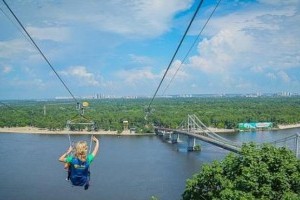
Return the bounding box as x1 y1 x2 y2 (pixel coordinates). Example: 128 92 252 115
59 146 73 162
91 136 99 157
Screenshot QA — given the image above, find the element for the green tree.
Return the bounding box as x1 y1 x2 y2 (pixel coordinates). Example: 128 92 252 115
2 97 300 132
182 143 300 200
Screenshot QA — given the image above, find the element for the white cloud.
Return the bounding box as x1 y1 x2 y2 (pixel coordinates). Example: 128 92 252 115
277 71 291 83
9 77 46 89
60 66 100 86
27 26 70 42
200 1 297 37
185 0 300 92
258 0 299 6
116 67 159 85
191 83 197 88
89 0 192 37
31 0 193 38
0 39 35 59
266 70 294 85
188 29 254 73
32 78 46 89
158 60 190 94
1 65 12 73
266 72 277 80
114 60 190 95
250 65 264 73
163 59 189 81
129 54 153 65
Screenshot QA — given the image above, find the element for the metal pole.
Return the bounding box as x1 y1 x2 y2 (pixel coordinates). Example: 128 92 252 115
188 114 190 132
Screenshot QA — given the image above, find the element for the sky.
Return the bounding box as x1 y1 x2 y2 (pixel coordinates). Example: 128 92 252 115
0 0 299 100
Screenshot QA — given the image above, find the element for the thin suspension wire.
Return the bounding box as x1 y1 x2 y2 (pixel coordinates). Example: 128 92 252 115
147 0 204 111
2 0 78 104
68 134 72 147
162 0 222 96
0 6 34 46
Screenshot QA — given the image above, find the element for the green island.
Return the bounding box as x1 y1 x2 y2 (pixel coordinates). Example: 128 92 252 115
1 96 300 133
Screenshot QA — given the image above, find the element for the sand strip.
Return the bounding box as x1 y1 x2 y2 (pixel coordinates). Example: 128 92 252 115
0 123 299 135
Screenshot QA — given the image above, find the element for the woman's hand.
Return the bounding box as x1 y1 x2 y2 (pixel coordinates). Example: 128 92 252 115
92 136 99 143
59 146 73 162
91 136 100 157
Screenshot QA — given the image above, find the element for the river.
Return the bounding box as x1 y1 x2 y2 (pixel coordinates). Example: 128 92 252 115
0 128 299 200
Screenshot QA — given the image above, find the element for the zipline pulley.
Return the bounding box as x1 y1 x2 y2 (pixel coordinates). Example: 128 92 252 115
67 101 95 132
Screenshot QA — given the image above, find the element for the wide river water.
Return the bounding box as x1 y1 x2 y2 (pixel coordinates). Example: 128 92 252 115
0 128 299 200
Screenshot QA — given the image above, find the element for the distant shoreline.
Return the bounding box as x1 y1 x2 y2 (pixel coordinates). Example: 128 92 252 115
0 126 235 135
0 126 144 135
0 124 299 135
276 124 300 130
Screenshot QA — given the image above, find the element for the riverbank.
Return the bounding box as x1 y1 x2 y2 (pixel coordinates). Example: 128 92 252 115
277 124 300 130
0 126 139 135
0 123 299 135
0 126 234 135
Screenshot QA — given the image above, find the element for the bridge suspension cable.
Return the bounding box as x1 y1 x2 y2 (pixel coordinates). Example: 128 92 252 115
146 0 204 112
2 0 78 104
161 0 222 95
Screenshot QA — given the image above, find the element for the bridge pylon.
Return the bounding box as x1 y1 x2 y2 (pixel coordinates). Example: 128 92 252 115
268 133 300 159
177 114 205 132
177 114 243 149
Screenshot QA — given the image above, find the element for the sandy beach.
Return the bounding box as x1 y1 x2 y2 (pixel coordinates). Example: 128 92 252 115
0 124 299 135
0 126 235 134
277 124 300 130
0 126 131 135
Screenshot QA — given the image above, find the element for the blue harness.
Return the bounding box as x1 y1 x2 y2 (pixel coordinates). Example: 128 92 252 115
69 158 90 187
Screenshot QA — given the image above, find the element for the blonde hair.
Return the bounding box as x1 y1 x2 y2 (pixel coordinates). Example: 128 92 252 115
75 141 88 161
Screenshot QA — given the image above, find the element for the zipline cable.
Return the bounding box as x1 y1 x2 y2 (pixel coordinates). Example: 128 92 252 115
146 0 204 112
68 134 72 147
2 1 95 154
2 0 78 104
0 5 34 46
161 0 222 95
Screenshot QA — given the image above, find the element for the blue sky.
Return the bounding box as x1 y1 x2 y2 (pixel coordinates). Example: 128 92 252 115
0 0 299 99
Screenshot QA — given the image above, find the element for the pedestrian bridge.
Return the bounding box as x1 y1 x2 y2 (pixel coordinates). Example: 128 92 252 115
155 114 300 158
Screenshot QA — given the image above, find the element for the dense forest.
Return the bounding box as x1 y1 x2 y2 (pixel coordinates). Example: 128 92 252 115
1 96 300 133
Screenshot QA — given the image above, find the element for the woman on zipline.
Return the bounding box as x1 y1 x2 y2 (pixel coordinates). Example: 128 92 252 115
59 136 99 190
